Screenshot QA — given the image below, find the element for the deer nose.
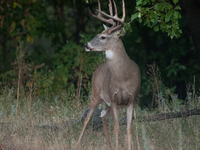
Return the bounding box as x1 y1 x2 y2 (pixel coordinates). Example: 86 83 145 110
84 43 91 52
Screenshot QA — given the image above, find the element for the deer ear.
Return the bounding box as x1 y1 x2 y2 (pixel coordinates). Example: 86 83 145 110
103 24 109 30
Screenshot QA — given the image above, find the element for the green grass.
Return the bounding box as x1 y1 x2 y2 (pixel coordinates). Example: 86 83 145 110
0 88 200 150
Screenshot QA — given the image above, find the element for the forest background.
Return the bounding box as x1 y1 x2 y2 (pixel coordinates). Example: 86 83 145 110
0 0 200 110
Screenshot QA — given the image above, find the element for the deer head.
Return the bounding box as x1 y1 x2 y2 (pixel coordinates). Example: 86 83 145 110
84 0 126 53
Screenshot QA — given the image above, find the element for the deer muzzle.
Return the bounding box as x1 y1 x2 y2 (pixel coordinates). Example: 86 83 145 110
84 43 91 52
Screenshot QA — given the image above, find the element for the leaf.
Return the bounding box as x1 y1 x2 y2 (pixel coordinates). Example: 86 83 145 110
152 21 158 26
124 23 132 32
170 34 174 39
131 13 138 21
136 0 142 6
20 19 25 27
27 34 34 43
164 3 173 11
13 2 22 9
154 25 159 32
174 6 181 10
174 11 181 19
173 0 179 4
154 3 159 10
13 2 17 8
142 0 148 5
165 10 173 22
154 3 165 11
138 18 143 23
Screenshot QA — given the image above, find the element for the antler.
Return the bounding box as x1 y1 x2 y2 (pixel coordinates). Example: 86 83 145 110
88 0 125 34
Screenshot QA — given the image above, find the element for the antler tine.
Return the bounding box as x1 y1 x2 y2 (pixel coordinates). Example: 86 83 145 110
97 0 101 16
88 0 125 34
112 0 118 17
108 0 113 16
88 0 115 26
122 0 125 22
107 24 122 34
107 0 125 34
96 9 123 25
88 8 115 25
96 0 125 25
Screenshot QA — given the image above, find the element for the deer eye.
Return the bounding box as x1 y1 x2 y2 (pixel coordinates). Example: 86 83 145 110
100 36 106 40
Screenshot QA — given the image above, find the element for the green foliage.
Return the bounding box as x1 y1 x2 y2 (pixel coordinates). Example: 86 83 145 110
166 59 186 77
2 1 45 43
53 43 81 88
139 63 178 110
129 0 182 39
52 41 100 94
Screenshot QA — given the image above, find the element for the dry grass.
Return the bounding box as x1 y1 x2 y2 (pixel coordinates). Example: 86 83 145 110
0 78 200 150
0 96 200 150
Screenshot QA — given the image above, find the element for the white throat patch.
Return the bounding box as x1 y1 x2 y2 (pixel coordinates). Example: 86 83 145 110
105 50 113 59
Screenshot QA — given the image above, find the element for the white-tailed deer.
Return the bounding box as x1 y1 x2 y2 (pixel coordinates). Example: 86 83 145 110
77 0 141 150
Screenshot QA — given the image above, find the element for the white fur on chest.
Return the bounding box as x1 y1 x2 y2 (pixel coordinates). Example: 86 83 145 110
105 50 113 59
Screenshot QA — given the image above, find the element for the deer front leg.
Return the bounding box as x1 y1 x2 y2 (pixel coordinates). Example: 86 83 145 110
112 103 119 150
127 102 134 150
77 99 100 146
101 106 112 150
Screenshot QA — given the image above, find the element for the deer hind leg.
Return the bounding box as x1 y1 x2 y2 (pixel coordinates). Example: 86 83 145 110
77 99 101 146
101 106 112 150
127 97 134 150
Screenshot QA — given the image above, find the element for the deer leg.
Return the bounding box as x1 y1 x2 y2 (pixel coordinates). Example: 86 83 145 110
112 103 119 150
127 102 134 150
77 100 100 146
102 106 112 150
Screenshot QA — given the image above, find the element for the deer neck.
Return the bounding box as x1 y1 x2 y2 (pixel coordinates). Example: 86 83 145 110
105 39 131 78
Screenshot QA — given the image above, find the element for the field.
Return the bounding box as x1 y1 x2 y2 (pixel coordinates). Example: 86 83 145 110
1 0 200 149
0 88 200 150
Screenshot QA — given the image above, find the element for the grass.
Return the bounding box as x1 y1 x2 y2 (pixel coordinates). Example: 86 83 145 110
0 88 200 150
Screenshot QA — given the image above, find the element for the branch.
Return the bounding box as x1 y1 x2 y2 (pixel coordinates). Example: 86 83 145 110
119 109 200 125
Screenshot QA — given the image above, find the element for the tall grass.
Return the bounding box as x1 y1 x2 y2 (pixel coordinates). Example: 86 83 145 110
0 85 200 150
